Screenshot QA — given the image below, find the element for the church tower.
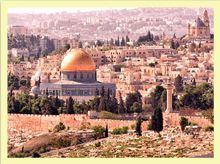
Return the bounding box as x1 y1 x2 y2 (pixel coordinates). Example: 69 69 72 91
203 10 209 27
203 10 210 37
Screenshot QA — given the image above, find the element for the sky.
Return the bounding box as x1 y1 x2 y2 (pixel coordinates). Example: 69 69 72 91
8 7 131 14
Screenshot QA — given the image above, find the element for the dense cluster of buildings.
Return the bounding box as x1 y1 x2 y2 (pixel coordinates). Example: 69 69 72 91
8 9 213 105
9 8 213 40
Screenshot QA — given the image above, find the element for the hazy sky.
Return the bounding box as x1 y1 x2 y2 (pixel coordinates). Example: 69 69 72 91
8 7 131 14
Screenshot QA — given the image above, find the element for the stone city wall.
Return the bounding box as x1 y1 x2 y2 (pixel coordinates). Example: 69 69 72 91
8 113 212 133
165 113 212 127
8 114 149 133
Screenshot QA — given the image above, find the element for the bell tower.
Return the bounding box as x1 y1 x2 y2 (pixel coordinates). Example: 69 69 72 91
203 10 209 27
203 10 210 38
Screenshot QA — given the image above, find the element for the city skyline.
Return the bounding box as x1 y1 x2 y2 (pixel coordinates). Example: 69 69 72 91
8 7 214 40
7 7 214 158
9 7 134 14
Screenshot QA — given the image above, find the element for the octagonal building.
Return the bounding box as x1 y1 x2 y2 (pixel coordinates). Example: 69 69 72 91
39 49 116 101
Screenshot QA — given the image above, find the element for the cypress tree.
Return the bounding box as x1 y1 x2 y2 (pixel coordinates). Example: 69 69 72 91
53 96 59 109
118 91 125 113
117 36 120 46
105 124 109 138
98 97 106 112
95 88 99 96
45 88 49 97
110 93 118 113
121 37 126 46
125 35 130 43
135 117 142 136
100 86 105 97
66 96 74 114
192 78 196 86
151 107 163 133
98 86 106 111
106 88 111 112
174 75 183 92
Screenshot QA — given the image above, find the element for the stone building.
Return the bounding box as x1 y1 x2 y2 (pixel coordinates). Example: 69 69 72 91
187 10 210 39
9 25 28 36
32 49 116 101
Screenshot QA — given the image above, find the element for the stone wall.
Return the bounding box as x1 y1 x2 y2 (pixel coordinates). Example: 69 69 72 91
164 113 212 127
8 113 212 133
8 114 149 133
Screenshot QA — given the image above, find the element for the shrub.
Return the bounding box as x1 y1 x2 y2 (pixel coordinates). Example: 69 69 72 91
95 141 101 147
10 152 30 158
180 117 189 131
202 109 214 124
38 145 50 154
188 122 198 126
92 125 105 138
111 126 128 135
52 138 71 148
204 125 214 132
122 126 128 133
53 122 66 132
148 123 152 130
130 124 135 130
79 122 91 130
32 152 41 158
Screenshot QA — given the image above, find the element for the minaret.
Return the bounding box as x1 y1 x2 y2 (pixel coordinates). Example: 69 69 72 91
165 77 174 114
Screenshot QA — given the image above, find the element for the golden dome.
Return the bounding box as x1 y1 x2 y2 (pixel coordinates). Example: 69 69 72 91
61 49 96 72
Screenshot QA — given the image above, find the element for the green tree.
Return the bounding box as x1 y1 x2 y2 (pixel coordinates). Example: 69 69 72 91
40 97 58 115
125 35 130 43
125 91 142 113
98 97 106 112
105 124 109 138
66 96 74 114
118 91 126 113
64 44 70 50
121 37 126 46
174 75 184 92
8 96 20 113
131 102 142 113
150 85 165 109
180 83 213 110
150 107 163 133
110 38 114 46
26 76 31 88
180 117 189 131
109 93 118 113
96 40 103 47
135 117 142 136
